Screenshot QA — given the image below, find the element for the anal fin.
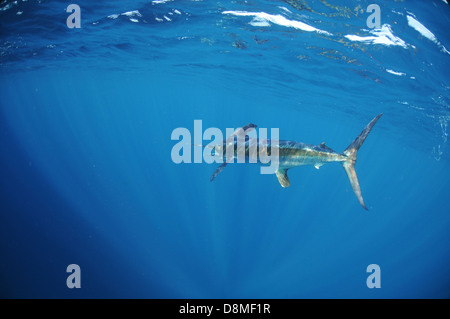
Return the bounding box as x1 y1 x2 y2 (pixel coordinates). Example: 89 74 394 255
275 169 290 188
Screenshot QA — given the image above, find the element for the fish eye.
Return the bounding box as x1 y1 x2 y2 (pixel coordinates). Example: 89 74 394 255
213 145 221 156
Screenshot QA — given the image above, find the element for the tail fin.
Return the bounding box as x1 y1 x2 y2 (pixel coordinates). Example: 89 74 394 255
342 113 383 210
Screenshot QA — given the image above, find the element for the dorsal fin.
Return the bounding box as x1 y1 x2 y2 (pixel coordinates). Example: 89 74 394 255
275 169 290 188
231 123 257 137
319 142 335 153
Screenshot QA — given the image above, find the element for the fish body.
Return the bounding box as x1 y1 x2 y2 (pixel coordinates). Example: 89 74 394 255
208 114 383 210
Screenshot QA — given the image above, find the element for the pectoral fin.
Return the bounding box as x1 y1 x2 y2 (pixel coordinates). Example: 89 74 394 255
275 169 290 188
210 162 228 182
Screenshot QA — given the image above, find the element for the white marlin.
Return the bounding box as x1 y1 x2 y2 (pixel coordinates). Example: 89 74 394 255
207 114 383 210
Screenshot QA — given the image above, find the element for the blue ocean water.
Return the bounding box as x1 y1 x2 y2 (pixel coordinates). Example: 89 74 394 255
0 0 449 299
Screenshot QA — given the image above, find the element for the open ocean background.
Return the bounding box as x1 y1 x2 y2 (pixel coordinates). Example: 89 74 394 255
0 0 449 298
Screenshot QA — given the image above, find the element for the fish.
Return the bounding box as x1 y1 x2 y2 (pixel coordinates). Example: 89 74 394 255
207 114 382 210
